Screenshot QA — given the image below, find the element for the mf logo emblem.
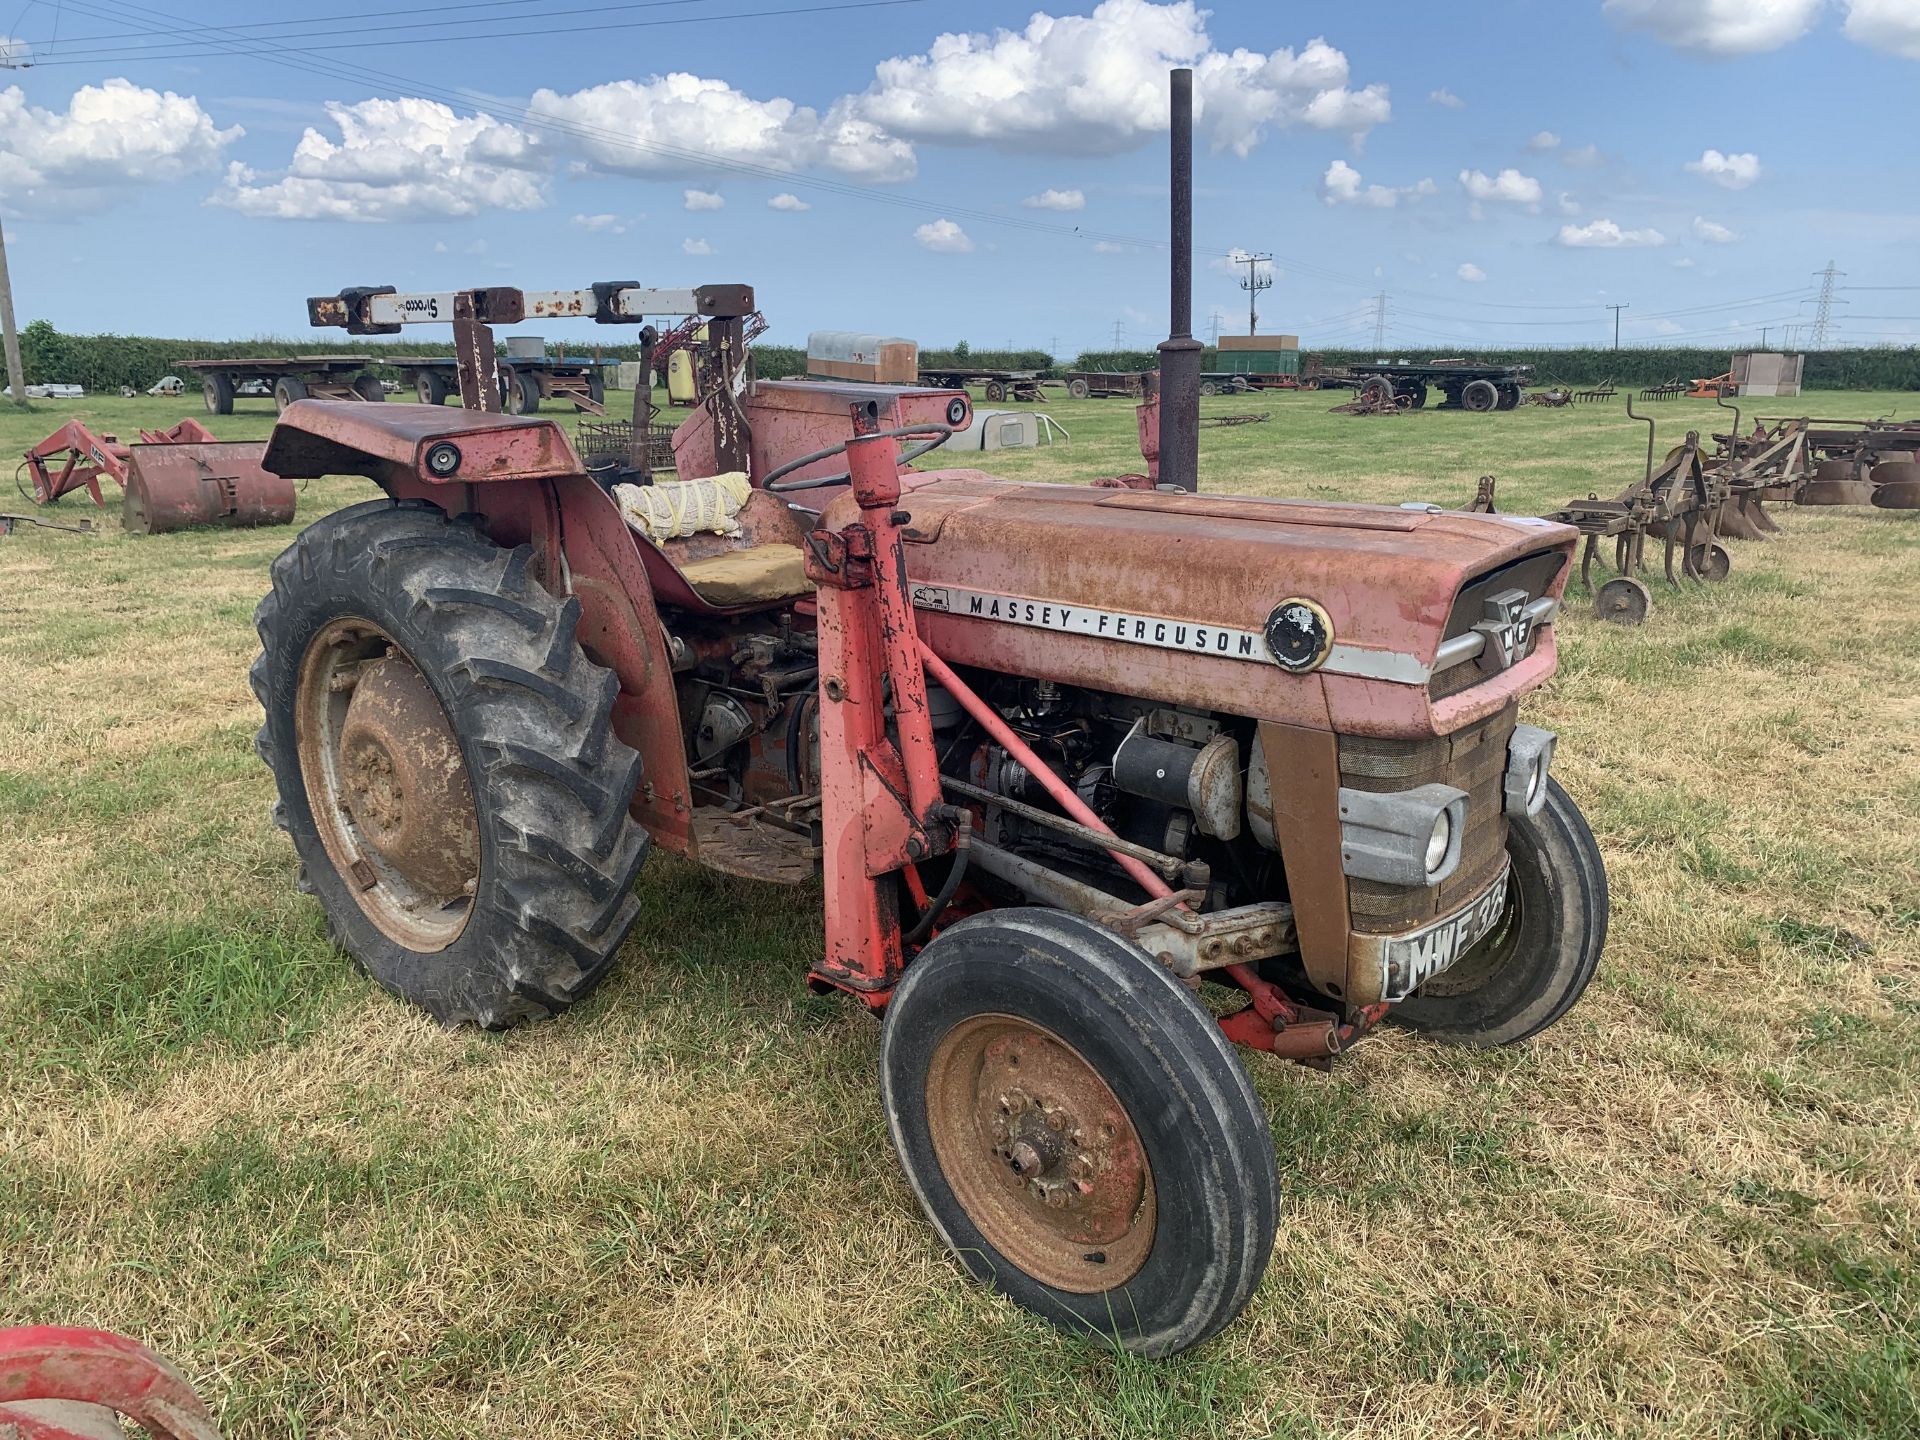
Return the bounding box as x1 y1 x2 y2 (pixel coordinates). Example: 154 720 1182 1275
1471 588 1534 672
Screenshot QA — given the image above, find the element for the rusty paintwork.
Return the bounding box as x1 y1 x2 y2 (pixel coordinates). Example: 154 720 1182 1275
262 400 584 488
122 442 293 534
925 1013 1156 1291
843 473 1575 739
0 1326 222 1440
673 379 969 493
295 621 480 953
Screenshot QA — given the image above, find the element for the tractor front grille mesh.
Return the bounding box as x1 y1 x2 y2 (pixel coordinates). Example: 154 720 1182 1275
1340 707 1514 935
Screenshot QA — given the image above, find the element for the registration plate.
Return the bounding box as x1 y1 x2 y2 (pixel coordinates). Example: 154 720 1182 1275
1378 861 1512 1003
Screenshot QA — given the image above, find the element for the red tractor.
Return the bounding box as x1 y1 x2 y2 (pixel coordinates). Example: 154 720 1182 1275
248 73 1605 1356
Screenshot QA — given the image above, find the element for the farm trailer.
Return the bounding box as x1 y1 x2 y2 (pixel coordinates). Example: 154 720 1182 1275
176 353 607 416
918 367 1051 403
246 71 1605 1357
1304 358 1536 412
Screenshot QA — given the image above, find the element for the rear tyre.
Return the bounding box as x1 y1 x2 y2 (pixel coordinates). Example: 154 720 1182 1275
587 371 606 408
881 908 1278 1357
1198 380 1219 397
1391 778 1607 1047
1461 379 1499 413
251 500 650 1028
1495 383 1522 411
1067 379 1091 399
518 372 543 414
352 374 386 402
273 377 309 413
1359 375 1394 408
984 381 1008 403
1405 383 1428 410
416 371 450 406
203 373 234 415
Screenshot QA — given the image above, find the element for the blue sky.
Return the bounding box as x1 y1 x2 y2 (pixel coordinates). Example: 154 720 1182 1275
2 0 1916 357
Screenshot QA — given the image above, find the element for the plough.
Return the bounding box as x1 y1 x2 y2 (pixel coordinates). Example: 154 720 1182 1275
1778 415 1920 508
15 419 293 535
0 1326 221 1439
1471 395 1729 625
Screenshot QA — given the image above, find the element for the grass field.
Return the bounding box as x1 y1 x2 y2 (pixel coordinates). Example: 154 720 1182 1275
2 386 1917 1439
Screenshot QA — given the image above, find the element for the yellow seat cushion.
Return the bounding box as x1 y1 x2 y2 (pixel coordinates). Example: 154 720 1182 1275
678 543 813 607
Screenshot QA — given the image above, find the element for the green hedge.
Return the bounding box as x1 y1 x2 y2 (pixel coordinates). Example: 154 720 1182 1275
18 320 1917 392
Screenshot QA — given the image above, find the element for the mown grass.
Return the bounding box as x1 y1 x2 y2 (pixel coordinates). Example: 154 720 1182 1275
1 387 1917 1438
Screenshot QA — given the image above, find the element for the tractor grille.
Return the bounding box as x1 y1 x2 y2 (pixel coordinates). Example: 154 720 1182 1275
1341 707 1515 935
1428 550 1566 700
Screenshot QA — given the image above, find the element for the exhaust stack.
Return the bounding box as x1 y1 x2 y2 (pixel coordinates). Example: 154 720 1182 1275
1156 67 1201 493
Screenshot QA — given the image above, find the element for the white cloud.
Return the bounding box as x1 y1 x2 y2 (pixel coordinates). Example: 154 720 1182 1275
1429 87 1465 109
682 236 713 255
1673 256 1698 268
1604 0 1822 55
1528 130 1561 150
1557 191 1581 215
1093 240 1126 253
211 96 541 221
1321 159 1433 208
571 212 635 234
1459 167 1543 210
1845 0 1920 57
1692 215 1740 243
1322 158 1395 207
0 78 240 192
1556 218 1667 248
914 218 973 253
683 187 724 210
1457 262 1487 282
853 1 1390 157
1562 143 1603 168
1022 187 1085 211
530 73 916 183
0 35 28 67
1650 318 1686 336
767 192 810 211
1686 148 1761 188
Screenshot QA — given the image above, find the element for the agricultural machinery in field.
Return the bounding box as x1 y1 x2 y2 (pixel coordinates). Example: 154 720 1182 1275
0 1326 221 1438
15 418 292 535
247 72 1607 1356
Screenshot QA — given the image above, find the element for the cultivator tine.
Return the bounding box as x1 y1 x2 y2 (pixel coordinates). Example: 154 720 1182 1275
1579 534 1598 591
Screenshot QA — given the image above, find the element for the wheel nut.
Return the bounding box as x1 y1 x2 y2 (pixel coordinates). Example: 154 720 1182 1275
1008 1140 1045 1177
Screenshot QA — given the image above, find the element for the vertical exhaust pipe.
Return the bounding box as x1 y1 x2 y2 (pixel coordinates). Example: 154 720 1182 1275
1156 67 1201 493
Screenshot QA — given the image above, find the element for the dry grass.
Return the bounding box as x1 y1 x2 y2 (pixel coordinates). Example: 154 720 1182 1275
2 388 1916 1438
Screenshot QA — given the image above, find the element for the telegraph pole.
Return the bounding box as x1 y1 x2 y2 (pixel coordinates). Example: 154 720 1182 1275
1236 252 1273 336
0 46 27 408
1605 302 1629 350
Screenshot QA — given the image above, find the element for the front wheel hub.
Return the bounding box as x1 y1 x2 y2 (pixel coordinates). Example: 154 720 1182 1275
929 1015 1155 1291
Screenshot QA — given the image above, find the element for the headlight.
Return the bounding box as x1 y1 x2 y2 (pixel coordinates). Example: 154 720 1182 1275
1338 783 1467 888
423 440 462 478
1504 725 1556 817
1424 811 1453 874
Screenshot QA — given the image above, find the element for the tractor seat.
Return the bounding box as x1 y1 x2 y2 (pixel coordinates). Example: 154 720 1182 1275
677 543 812 606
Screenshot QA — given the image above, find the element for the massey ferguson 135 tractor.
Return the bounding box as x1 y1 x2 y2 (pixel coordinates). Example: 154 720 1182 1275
248 73 1606 1355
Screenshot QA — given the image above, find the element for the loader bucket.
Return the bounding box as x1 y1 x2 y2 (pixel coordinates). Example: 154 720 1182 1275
1797 459 1875 506
1871 459 1920 510
122 442 295 535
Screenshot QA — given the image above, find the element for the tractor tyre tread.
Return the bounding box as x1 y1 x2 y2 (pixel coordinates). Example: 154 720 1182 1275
1389 777 1607 1047
251 499 649 1028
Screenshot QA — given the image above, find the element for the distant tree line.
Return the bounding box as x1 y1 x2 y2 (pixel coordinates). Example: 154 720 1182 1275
17 319 1919 392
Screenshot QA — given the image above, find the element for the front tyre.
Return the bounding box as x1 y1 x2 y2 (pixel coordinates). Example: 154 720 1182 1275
881 909 1278 1357
251 500 651 1028
1391 777 1607 1046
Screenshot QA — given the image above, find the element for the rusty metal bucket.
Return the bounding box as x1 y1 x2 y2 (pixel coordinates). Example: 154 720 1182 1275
1871 459 1920 510
122 442 295 535
1797 459 1876 506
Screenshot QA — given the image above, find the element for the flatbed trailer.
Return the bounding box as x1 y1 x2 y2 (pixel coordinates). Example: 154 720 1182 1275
402 354 607 413
917 367 1049 403
1302 357 1535 412
175 353 607 416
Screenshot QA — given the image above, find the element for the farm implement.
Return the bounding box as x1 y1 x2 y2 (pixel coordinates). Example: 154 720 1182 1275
247 70 1606 1357
0 1326 221 1439
1779 416 1920 508
16 418 292 534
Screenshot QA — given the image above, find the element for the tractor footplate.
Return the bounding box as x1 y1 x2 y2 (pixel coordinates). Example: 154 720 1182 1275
691 808 820 884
